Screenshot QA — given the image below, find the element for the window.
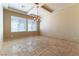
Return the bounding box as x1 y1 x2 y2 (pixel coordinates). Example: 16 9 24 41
11 16 37 32
28 19 37 31
11 16 26 32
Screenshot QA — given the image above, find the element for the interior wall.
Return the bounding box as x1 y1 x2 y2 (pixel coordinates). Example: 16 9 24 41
40 4 79 42
4 9 40 41
0 4 3 48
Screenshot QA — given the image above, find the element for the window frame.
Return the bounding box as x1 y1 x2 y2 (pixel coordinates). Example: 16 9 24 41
11 16 27 32
11 16 38 33
28 19 37 32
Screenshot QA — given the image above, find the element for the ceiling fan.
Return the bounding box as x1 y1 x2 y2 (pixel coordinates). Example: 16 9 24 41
35 3 53 13
28 3 53 14
28 3 53 21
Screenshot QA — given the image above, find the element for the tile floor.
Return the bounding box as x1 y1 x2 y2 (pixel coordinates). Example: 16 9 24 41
0 36 79 56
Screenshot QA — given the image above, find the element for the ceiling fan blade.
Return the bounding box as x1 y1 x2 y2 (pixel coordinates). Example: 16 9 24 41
41 4 53 13
34 3 39 5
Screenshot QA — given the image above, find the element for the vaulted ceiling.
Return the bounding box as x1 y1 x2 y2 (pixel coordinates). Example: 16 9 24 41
3 3 75 16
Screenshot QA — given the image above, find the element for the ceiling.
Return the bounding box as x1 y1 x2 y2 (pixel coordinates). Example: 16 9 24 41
3 3 75 16
46 3 74 10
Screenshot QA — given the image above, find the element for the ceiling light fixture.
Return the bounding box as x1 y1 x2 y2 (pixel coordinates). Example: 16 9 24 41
33 3 41 22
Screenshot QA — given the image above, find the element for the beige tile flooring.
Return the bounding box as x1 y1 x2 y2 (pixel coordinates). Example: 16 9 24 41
0 36 79 56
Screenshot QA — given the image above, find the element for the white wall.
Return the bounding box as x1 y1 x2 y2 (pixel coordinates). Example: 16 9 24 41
0 4 3 49
40 4 79 42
